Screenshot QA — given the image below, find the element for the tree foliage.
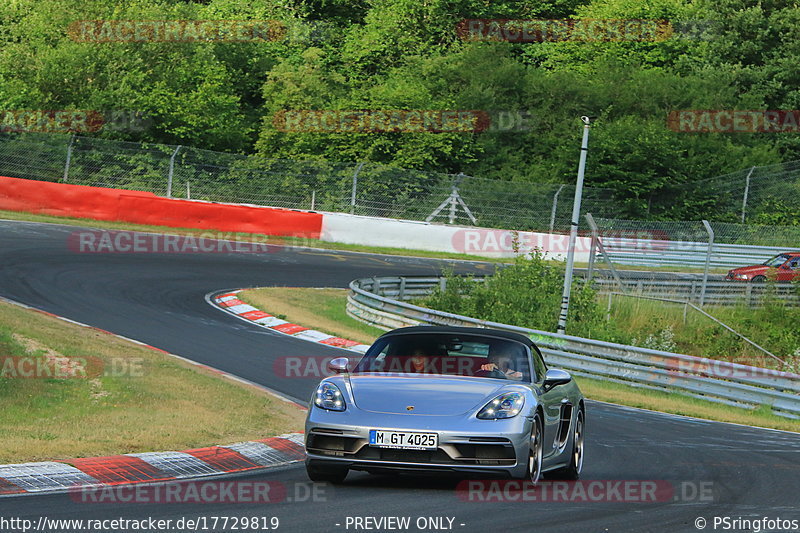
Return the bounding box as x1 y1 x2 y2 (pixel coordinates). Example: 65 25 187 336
1 0 797 220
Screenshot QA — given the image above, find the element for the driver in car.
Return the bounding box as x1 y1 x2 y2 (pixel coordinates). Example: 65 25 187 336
480 348 523 380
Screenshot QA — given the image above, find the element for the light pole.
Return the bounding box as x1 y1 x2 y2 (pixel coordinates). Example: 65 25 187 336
556 116 592 335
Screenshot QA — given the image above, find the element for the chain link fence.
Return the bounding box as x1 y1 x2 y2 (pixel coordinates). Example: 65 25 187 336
0 132 618 232
1 132 799 241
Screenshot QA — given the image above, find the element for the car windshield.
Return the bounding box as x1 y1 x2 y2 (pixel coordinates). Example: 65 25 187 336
762 254 790 267
353 333 531 382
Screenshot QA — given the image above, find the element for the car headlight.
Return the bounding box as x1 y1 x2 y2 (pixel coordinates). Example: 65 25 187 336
314 382 346 411
477 392 524 419
735 274 749 280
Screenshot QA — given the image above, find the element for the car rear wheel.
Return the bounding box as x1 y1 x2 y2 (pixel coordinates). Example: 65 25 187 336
527 414 543 484
306 463 348 484
553 409 584 480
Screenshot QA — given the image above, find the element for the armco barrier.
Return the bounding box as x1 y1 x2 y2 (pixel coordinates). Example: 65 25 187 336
346 276 800 419
593 278 799 306
601 236 793 269
361 273 799 307
0 176 323 237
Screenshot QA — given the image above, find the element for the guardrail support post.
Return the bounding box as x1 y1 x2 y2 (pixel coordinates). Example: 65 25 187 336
700 220 714 307
398 277 406 300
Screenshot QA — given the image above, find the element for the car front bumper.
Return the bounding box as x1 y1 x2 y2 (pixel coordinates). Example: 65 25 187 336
305 407 532 478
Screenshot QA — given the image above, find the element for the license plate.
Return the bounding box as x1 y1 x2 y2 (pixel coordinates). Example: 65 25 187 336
369 430 438 450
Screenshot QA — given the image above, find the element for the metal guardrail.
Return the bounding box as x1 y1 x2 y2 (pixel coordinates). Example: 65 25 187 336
600 238 796 269
346 276 800 419
592 277 800 306
358 272 800 307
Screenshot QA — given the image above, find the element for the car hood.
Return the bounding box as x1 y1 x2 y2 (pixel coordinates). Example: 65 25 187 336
348 374 508 416
730 265 769 275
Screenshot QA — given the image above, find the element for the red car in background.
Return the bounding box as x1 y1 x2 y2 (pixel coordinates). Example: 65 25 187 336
726 252 800 282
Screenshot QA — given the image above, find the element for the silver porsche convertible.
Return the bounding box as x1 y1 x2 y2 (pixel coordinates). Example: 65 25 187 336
304 326 585 484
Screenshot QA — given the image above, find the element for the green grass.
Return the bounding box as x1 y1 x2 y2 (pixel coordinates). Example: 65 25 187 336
239 287 385 345
601 295 799 372
237 287 798 433
0 300 305 463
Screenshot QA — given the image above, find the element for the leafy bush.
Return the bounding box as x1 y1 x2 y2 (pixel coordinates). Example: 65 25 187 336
422 250 608 336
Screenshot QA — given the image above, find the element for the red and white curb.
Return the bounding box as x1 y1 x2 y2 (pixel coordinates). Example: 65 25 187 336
0 295 308 497
0 433 305 496
210 290 371 354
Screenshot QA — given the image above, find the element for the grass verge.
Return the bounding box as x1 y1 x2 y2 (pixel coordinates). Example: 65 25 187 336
0 299 305 463
239 288 385 346
239 287 798 433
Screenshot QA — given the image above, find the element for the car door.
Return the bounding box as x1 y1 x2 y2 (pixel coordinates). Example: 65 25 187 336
532 347 571 460
777 257 799 282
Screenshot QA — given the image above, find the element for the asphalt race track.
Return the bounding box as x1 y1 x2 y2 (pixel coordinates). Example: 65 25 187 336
0 220 798 533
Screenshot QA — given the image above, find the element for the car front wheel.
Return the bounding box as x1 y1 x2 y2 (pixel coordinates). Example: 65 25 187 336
526 414 543 484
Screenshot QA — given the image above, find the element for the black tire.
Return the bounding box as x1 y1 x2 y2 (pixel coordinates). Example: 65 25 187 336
306 463 348 484
526 413 544 484
751 275 767 283
552 408 585 480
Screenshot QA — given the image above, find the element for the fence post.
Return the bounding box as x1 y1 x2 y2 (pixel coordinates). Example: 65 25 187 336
350 162 364 214
549 184 565 233
166 145 182 198
700 220 715 307
557 117 592 335
741 166 755 223
62 134 76 183
585 213 625 289
311 190 316 210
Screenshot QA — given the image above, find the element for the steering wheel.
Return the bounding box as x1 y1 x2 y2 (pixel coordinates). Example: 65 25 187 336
476 368 507 379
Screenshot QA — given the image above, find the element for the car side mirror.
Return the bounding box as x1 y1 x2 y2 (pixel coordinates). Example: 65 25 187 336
327 357 350 374
543 369 572 390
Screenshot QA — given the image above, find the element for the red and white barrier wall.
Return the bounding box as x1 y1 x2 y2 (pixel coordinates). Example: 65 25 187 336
0 176 323 238
0 176 590 260
320 212 592 261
